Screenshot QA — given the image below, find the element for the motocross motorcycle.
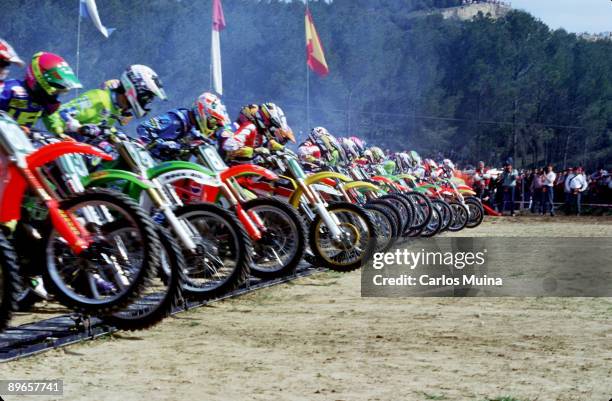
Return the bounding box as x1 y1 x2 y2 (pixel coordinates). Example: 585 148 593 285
81 129 252 301
241 148 377 272
151 138 307 280
0 112 161 315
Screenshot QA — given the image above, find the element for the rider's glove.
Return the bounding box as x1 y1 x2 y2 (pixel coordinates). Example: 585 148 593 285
268 140 284 152
254 147 270 156
160 140 180 150
229 147 254 159
78 124 102 138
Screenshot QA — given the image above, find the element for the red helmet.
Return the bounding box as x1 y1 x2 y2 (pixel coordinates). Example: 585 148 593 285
194 92 230 137
25 52 81 96
0 39 24 67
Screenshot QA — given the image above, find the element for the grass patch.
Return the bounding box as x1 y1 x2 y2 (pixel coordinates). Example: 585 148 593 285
485 397 531 401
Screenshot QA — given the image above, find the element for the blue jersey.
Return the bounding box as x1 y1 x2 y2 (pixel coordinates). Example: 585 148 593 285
0 79 60 128
137 108 196 143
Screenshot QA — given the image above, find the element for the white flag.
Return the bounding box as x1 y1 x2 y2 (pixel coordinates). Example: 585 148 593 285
211 0 226 95
80 0 115 38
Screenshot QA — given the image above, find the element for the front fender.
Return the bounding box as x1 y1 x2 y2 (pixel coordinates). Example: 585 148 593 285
342 180 384 194
27 142 112 169
148 161 216 179
288 171 353 207
83 169 152 200
220 164 278 182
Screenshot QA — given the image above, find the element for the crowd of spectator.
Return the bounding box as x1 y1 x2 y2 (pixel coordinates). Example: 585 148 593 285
469 162 612 216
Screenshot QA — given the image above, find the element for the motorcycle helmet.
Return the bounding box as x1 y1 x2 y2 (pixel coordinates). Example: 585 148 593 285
120 64 167 118
194 92 230 137
349 136 366 154
369 146 385 163
340 137 359 161
0 39 24 68
258 103 295 144
25 52 81 96
408 150 421 168
237 104 259 125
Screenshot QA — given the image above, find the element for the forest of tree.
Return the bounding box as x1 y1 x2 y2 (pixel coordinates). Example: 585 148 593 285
2 0 611 168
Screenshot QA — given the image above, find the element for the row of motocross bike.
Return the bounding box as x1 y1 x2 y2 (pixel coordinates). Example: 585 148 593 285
0 111 484 333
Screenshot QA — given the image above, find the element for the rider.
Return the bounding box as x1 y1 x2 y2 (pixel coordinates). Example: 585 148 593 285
223 102 295 163
0 52 81 131
46 65 166 140
298 127 342 168
137 91 231 159
0 39 24 88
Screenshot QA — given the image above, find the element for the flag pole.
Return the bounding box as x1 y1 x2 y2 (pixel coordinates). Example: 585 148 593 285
306 0 310 133
76 0 82 95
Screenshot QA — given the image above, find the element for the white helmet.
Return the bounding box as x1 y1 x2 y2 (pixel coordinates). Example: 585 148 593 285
120 65 167 118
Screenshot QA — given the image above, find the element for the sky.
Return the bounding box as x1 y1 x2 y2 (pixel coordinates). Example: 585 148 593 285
509 0 611 33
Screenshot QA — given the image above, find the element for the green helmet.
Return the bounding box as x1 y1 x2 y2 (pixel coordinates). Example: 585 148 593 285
25 52 81 96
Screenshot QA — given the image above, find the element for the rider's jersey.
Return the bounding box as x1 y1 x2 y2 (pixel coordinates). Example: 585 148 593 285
45 89 121 135
137 108 195 143
298 141 321 163
0 79 60 128
221 121 268 161
136 108 232 160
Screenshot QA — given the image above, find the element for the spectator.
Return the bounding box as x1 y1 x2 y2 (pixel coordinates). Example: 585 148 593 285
530 168 544 213
473 161 487 199
542 164 556 216
562 167 574 213
499 163 518 216
566 166 588 215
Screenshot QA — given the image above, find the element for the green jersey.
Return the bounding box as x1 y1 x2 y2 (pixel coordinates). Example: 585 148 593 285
45 89 122 134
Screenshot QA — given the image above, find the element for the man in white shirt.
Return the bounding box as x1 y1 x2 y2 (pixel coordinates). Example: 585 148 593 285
542 164 556 216
566 166 588 215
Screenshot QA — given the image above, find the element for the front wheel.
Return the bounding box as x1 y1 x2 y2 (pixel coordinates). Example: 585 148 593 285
420 205 442 238
465 197 485 228
364 203 398 253
42 189 161 315
309 202 376 272
448 201 469 232
173 203 252 300
0 232 19 332
243 197 306 280
103 227 185 331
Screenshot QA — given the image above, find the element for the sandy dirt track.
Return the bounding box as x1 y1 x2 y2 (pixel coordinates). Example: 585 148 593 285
2 216 612 401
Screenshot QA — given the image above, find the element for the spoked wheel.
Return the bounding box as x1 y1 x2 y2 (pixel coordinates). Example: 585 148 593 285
420 206 442 238
400 192 432 232
243 197 306 279
464 196 485 228
448 201 469 232
364 203 398 253
0 232 19 332
309 202 376 272
432 199 453 232
104 227 184 331
380 194 413 235
173 203 252 300
42 189 161 315
367 199 403 237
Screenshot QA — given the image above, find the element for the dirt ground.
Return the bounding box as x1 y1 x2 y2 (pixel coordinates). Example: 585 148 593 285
2 216 612 401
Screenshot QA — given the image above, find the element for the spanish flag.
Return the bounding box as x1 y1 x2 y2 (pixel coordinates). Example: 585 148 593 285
305 9 329 77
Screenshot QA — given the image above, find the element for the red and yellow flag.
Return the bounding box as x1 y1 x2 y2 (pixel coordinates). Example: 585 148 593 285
305 9 329 77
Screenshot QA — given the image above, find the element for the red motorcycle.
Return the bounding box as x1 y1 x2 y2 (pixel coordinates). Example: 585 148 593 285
0 112 160 314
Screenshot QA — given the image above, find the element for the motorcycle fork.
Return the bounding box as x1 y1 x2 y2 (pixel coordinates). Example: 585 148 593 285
146 180 199 252
22 166 90 254
220 180 263 241
297 178 343 238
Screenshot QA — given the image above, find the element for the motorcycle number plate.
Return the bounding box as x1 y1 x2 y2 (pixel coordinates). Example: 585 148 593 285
199 145 227 172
